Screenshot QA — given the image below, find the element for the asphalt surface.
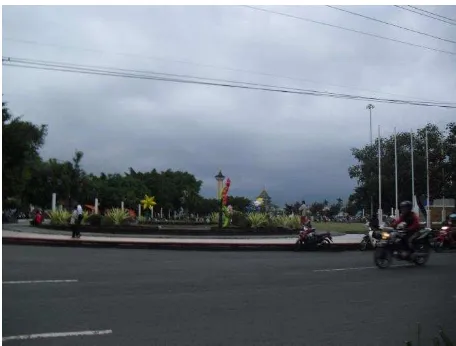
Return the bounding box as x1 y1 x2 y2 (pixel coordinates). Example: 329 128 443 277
3 246 456 346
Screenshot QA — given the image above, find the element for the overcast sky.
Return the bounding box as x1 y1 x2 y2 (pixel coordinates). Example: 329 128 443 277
2 5 456 205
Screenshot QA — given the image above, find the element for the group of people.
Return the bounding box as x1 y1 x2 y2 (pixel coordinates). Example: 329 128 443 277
31 204 84 239
370 200 456 254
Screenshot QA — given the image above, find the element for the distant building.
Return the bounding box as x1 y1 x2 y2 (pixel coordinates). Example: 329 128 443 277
430 198 455 223
256 188 272 211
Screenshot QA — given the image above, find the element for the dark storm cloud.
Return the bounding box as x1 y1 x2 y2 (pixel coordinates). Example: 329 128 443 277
3 5 456 205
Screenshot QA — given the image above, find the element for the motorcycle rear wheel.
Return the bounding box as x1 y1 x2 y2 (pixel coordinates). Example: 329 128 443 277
319 239 331 250
433 240 444 253
413 244 430 266
374 248 391 269
359 239 368 251
293 240 302 252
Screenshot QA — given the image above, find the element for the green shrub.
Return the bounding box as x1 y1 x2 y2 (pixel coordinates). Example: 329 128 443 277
247 213 269 228
81 211 90 224
270 215 301 230
285 215 301 229
272 215 289 228
105 208 130 225
101 215 114 226
87 213 103 226
231 211 251 228
48 210 71 226
137 215 147 224
210 212 219 224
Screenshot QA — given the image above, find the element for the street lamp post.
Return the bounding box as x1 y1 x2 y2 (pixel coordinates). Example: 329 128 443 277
215 170 225 229
367 104 374 145
366 104 375 218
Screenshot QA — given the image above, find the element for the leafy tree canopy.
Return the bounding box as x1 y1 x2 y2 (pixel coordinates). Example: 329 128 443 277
347 122 455 215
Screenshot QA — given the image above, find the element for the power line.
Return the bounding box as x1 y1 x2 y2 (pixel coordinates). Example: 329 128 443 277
8 56 455 106
327 5 456 44
407 6 456 23
243 6 456 56
3 56 456 109
4 56 455 108
5 37 446 103
395 6 456 26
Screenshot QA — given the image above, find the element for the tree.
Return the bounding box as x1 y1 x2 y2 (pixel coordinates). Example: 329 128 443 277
444 122 456 199
227 196 251 211
348 123 454 215
309 202 324 215
2 102 47 204
284 201 302 215
328 203 341 217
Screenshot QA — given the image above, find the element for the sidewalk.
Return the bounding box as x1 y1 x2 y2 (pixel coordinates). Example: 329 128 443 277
2 226 363 251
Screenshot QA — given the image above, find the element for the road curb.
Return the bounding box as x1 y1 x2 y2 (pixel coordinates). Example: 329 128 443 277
35 225 300 237
2 236 360 252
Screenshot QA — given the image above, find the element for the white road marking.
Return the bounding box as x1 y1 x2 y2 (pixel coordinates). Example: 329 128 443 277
2 329 112 342
313 264 411 272
313 266 376 272
3 279 78 285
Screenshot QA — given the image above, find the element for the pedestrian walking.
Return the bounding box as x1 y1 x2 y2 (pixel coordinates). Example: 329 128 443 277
77 204 83 224
70 205 80 239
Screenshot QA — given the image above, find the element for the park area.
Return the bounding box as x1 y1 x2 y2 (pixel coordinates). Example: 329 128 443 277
35 206 368 236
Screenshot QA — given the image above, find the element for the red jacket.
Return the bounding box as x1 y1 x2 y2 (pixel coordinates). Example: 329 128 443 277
391 213 420 232
34 213 43 225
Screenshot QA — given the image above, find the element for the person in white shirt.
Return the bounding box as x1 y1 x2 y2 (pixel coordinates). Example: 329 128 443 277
70 206 80 238
76 204 83 225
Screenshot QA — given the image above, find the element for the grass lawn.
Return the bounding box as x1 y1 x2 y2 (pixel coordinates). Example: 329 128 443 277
314 222 366 234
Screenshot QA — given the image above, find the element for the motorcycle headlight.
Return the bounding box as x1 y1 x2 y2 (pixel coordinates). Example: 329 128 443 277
441 226 449 231
381 232 391 240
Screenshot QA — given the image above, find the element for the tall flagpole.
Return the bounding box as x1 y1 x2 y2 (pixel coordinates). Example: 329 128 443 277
442 147 446 222
425 129 431 228
367 104 375 219
410 129 415 203
378 125 382 225
394 127 399 218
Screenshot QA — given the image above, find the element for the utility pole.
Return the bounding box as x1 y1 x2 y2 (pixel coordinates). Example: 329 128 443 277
378 125 382 225
366 104 375 218
425 129 431 228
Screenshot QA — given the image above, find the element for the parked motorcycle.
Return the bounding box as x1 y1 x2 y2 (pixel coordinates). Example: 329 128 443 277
294 225 333 251
373 225 433 269
433 225 456 252
359 223 381 251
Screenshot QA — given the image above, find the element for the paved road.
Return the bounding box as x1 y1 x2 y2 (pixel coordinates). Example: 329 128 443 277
3 246 456 346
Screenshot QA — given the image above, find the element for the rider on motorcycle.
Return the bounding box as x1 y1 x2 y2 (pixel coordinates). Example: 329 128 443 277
369 212 380 229
390 201 420 253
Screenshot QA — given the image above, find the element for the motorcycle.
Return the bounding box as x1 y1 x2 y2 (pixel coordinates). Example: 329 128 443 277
294 225 333 251
373 224 433 269
359 223 380 251
433 225 456 252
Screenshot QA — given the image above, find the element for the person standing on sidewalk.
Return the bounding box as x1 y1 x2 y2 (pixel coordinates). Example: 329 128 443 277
77 204 83 224
70 206 78 238
70 205 80 239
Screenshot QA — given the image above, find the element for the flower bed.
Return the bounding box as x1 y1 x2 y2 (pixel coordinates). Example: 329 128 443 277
40 209 304 236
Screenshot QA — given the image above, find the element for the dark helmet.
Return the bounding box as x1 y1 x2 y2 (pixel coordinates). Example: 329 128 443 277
400 201 413 213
